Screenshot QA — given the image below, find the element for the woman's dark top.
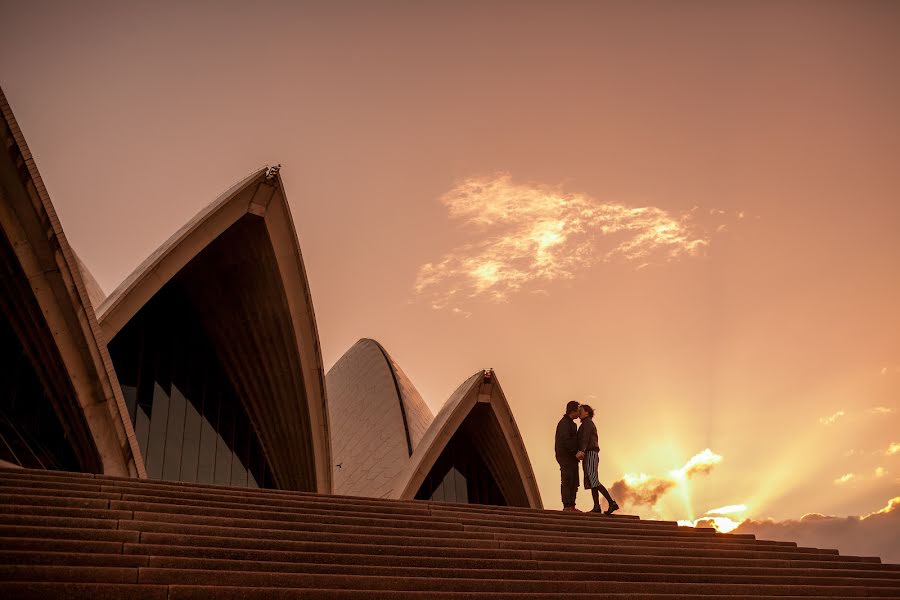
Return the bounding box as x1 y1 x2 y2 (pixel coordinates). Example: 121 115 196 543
577 416 599 452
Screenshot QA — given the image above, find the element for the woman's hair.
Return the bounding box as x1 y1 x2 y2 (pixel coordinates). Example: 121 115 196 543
580 404 595 418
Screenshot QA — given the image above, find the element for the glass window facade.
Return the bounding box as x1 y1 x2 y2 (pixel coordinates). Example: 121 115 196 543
415 432 507 506
108 282 275 488
0 314 80 471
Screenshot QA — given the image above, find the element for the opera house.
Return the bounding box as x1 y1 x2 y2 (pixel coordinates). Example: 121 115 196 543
0 85 538 508
5 86 898 598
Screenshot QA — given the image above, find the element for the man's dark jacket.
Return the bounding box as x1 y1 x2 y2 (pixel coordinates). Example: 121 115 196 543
555 415 578 464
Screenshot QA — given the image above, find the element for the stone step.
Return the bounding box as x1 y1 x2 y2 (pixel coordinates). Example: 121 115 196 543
135 568 900 596
141 555 900 582
0 488 777 549
116 531 876 565
1 468 895 599
122 542 899 572
2 563 900 591
0 482 690 539
0 582 877 600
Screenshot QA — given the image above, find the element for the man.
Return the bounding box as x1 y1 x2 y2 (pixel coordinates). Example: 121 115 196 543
555 401 581 511
576 404 619 514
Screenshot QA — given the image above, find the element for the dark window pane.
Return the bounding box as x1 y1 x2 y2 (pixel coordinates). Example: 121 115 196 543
415 433 505 506
145 381 170 480
0 295 81 472
214 390 234 486
162 383 187 481
180 392 202 483
230 413 250 487
196 388 218 484
107 280 277 489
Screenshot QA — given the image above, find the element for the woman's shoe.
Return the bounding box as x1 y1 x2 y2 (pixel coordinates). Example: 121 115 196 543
605 501 620 515
590 506 604 513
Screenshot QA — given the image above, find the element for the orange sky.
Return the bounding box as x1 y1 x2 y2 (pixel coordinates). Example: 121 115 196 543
2 0 898 555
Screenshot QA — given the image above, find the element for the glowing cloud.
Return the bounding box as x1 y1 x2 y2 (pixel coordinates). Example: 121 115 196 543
734 497 900 564
679 516 742 534
834 473 856 485
611 449 723 509
887 443 900 456
415 173 714 309
819 410 845 426
875 467 887 478
670 448 723 480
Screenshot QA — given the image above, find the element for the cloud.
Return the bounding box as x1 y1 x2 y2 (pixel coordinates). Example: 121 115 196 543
833 473 856 485
679 516 742 534
610 473 675 507
819 410 845 426
707 504 748 515
875 467 887 478
844 449 864 457
671 448 723 480
887 442 900 456
734 497 900 564
611 448 722 508
867 406 893 415
415 173 716 309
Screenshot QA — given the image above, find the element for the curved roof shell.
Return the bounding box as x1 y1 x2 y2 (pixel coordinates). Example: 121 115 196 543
97 168 331 492
325 338 433 497
327 338 542 508
0 87 143 477
392 369 543 508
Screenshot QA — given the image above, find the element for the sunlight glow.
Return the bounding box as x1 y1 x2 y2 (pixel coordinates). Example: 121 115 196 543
707 504 748 515
679 516 742 534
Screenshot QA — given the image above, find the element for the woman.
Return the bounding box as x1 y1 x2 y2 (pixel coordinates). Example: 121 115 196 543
576 404 620 514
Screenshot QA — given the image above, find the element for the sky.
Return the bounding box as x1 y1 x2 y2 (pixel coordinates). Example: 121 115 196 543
2 0 898 561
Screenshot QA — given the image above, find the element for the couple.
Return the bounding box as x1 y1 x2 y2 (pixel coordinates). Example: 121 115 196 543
555 400 620 514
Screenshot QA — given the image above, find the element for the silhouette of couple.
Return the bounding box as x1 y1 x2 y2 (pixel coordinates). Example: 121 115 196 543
555 400 619 514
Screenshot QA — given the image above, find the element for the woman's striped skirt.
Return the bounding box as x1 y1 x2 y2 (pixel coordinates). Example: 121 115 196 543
582 449 600 489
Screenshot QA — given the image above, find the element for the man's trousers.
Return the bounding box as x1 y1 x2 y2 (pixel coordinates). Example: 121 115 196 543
559 460 579 508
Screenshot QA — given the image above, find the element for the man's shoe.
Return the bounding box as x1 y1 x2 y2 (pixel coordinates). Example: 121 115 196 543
605 501 620 515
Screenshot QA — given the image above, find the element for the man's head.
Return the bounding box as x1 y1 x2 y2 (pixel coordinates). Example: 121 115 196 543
565 401 580 419
579 404 594 419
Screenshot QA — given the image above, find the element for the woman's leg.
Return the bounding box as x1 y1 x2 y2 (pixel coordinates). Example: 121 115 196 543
595 483 614 505
591 487 600 509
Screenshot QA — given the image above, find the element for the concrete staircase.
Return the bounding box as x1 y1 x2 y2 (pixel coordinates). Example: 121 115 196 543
1 468 898 599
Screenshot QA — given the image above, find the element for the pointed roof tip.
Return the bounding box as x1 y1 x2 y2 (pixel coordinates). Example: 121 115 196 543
97 167 275 327
391 366 542 509
92 164 331 492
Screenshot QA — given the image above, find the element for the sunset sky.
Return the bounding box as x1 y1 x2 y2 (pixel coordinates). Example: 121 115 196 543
2 0 898 560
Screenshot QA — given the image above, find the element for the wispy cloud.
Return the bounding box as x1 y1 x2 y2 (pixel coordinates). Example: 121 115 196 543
611 448 722 508
834 473 856 485
415 173 716 310
819 410 846 426
867 406 893 415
